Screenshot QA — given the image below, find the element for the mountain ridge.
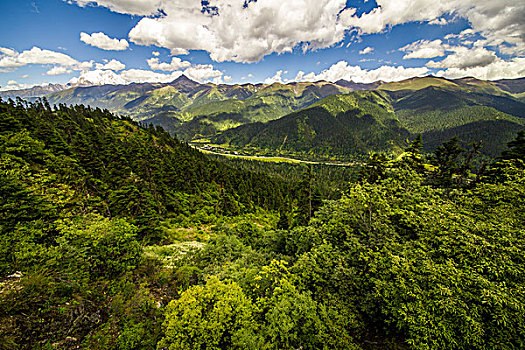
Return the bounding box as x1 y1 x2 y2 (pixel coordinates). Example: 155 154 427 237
2 75 524 153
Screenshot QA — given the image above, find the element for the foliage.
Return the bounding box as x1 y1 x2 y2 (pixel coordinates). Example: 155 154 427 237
1 96 525 349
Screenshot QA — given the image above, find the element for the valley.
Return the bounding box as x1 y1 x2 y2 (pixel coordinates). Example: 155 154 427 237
3 1 525 348
4 75 523 162
1 75 525 349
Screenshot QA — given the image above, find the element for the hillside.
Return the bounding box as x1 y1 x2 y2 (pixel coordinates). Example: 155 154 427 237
42 76 362 141
213 91 410 160
210 77 525 160
385 81 525 156
2 96 524 348
0 98 292 242
3 76 524 158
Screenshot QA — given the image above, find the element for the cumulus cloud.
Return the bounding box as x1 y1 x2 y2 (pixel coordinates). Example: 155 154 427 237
0 80 47 92
183 64 223 82
68 63 224 86
0 47 17 56
66 0 524 64
65 0 525 65
0 46 92 72
264 70 285 84
66 0 161 16
47 66 72 75
170 48 189 56
120 69 182 83
427 46 497 69
400 39 447 59
294 61 429 83
359 47 374 55
341 0 525 55
428 18 448 25
147 57 191 71
0 46 79 68
152 51 160 57
68 70 126 86
435 57 525 80
95 59 126 71
125 0 349 63
80 32 129 51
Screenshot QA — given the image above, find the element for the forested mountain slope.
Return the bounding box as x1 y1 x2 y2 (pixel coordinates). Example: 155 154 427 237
0 97 292 243
212 84 525 160
43 76 365 140
213 91 410 160
386 82 525 156
2 98 524 348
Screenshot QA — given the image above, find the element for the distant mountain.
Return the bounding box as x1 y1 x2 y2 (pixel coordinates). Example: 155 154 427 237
334 79 382 91
0 83 68 99
2 75 524 157
213 91 410 160
212 77 525 159
383 77 525 156
43 76 355 140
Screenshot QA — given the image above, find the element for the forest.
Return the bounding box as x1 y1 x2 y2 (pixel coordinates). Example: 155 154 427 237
1 98 524 349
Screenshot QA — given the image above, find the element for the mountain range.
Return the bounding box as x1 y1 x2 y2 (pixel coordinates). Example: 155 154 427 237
2 75 524 159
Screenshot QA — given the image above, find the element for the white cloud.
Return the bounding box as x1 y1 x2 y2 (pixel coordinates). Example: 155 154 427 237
294 61 429 83
66 0 525 65
435 57 525 80
0 46 79 68
147 57 191 71
126 0 349 63
67 0 524 64
341 0 525 56
427 46 497 69
359 46 374 55
170 48 189 56
69 69 182 86
400 39 447 59
152 51 160 56
183 64 222 82
0 80 43 91
46 66 72 75
68 69 127 86
264 70 285 84
444 28 476 41
428 18 448 25
66 0 161 16
223 75 233 82
0 47 92 72
80 32 129 51
67 63 224 86
95 59 126 71
120 69 182 83
0 47 17 56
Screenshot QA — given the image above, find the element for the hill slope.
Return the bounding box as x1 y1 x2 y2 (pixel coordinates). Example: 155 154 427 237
0 98 292 241
211 77 525 159
43 76 363 140
213 91 410 160
385 82 525 156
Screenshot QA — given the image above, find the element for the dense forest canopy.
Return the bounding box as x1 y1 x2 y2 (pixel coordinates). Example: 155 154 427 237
1 98 524 349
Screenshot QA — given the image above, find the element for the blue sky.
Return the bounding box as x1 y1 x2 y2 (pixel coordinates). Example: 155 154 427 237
0 0 523 90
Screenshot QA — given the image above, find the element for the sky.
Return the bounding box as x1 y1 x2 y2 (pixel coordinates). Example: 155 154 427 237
0 0 524 90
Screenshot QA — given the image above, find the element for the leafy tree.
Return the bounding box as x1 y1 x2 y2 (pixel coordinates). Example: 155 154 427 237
429 136 465 187
159 277 257 350
401 134 425 173
358 152 389 183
